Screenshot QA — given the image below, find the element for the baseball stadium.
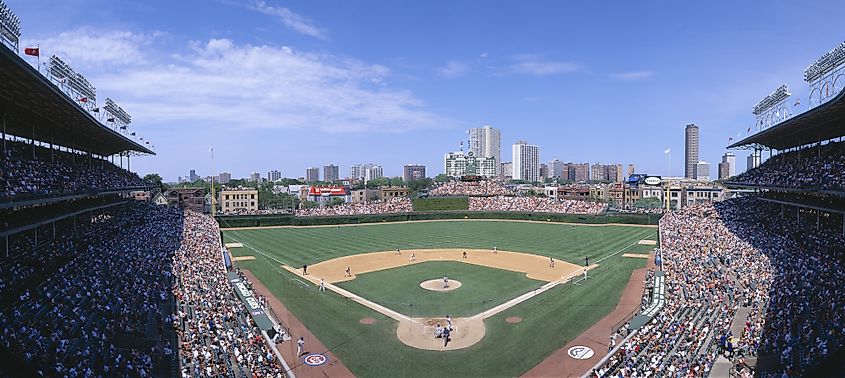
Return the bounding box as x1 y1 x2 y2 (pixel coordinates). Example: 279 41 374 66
2 1 845 378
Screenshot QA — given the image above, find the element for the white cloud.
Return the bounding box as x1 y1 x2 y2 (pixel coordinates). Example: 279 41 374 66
89 38 445 133
250 1 327 40
437 60 469 78
479 52 489 59
510 54 579 76
609 71 655 81
23 27 156 67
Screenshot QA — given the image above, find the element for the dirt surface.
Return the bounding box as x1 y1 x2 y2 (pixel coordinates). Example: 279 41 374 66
359 317 376 325
420 278 462 291
506 316 523 324
396 316 485 351
303 248 588 283
240 270 355 378
522 252 656 378
284 249 593 351
223 218 658 230
621 253 650 259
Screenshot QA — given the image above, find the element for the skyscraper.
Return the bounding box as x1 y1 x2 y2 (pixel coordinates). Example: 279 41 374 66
305 167 320 183
468 125 502 174
721 152 736 178
549 159 566 179
324 164 339 182
403 164 426 181
571 163 590 182
627 164 636 177
512 140 540 182
249 172 261 182
189 169 199 182
267 170 282 181
746 152 761 172
685 124 700 179
695 161 710 181
591 163 608 182
350 164 383 180
218 172 231 184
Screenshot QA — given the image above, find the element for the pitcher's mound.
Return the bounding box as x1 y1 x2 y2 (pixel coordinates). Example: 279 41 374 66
420 279 462 291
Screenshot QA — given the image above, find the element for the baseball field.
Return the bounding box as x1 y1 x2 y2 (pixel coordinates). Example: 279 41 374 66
221 219 656 377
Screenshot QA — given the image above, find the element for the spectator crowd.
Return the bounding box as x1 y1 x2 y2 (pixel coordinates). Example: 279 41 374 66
729 141 845 192
1 140 147 201
295 197 413 217
429 180 514 196
595 197 845 377
0 204 286 377
469 196 607 214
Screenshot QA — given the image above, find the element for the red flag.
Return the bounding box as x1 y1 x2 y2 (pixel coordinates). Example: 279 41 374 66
78 97 88 103
24 47 39 56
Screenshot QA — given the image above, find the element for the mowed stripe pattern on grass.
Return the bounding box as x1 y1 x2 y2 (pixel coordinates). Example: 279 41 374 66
223 221 656 268
226 221 655 377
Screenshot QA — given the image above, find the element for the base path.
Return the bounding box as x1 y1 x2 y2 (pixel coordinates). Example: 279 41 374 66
240 270 354 378
303 248 587 283
522 252 655 378
284 250 595 351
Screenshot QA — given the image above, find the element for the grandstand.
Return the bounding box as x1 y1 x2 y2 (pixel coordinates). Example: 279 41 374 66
0 3 290 376
591 42 845 378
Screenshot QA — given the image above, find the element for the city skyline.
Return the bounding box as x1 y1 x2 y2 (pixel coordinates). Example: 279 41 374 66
8 1 845 181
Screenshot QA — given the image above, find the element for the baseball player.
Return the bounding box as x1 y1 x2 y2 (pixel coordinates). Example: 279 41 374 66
410 253 416 262
302 264 308 275
443 275 449 289
446 315 453 329
442 327 451 347
462 251 467 259
549 257 555 268
296 337 305 356
319 278 326 292
396 247 401 255
493 244 497 253
345 266 351 277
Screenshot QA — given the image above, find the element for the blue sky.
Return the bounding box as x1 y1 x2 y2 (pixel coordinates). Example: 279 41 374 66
8 0 845 181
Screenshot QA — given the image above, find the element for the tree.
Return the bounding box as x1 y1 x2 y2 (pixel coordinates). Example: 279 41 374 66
366 177 389 188
388 176 404 187
143 173 166 190
434 174 450 183
301 200 319 209
328 197 345 207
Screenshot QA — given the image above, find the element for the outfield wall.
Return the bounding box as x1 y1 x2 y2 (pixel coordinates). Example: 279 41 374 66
215 211 661 228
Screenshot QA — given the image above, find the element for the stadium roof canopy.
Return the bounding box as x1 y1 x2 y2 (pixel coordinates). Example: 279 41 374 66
727 89 845 150
0 46 153 156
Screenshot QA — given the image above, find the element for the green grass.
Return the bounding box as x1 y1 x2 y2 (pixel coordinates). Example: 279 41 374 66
411 197 469 211
337 261 544 317
226 221 655 377
223 220 656 268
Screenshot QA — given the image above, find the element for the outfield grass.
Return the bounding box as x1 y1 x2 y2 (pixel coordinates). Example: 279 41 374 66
336 261 544 317
223 220 656 268
226 221 655 377
411 197 469 211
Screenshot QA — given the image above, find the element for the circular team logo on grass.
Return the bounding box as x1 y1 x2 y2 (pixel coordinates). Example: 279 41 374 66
567 346 595 360
303 354 328 366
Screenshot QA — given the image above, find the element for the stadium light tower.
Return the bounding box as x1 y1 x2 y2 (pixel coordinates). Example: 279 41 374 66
0 0 21 51
805 41 845 108
752 85 792 132
49 55 98 113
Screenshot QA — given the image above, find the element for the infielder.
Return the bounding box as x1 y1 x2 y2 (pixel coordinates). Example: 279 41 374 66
345 266 351 277
410 253 416 262
319 278 326 292
549 257 555 268
296 337 305 356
